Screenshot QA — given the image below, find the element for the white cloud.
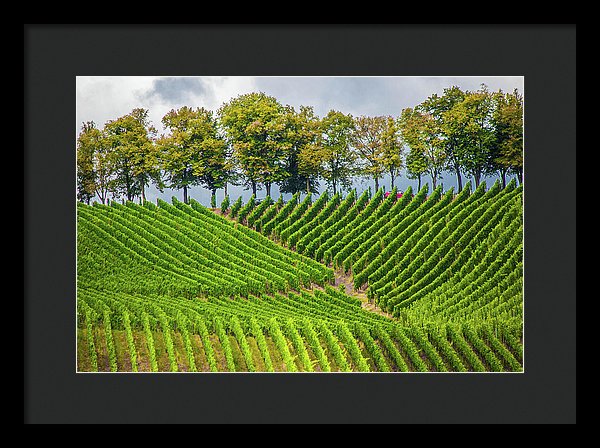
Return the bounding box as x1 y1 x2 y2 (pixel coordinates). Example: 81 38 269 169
76 76 159 135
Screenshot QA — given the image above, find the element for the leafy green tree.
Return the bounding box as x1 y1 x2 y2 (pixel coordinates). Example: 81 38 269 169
298 142 324 195
380 116 404 190
490 88 524 186
193 135 230 200
218 92 287 197
352 115 388 192
159 106 227 203
421 86 468 191
76 121 103 204
276 105 321 195
399 107 446 189
221 142 239 198
404 140 428 191
314 110 357 195
444 85 496 187
104 108 162 202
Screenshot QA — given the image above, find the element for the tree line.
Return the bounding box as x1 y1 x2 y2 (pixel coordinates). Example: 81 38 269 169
76 83 523 205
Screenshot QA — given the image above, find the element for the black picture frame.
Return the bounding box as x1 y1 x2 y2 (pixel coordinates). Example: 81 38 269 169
24 24 576 424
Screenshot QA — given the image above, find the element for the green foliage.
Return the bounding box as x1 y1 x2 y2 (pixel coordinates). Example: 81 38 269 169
82 304 98 371
142 312 159 372
229 196 243 218
336 321 370 372
277 105 322 195
157 309 178 372
268 317 298 372
306 110 357 195
352 115 397 191
196 317 218 372
231 316 256 372
218 92 288 194
158 106 229 202
300 318 331 372
250 317 274 372
76 121 104 204
104 108 161 202
77 86 523 208
220 195 230 214
176 312 197 372
103 309 118 372
237 194 256 223
490 89 524 182
283 318 314 372
122 310 138 372
215 317 236 372
399 107 446 189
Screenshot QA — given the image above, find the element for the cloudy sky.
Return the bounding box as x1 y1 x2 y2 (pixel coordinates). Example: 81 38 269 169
76 76 524 204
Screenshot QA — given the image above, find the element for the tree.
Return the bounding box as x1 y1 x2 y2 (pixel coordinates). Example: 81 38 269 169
192 122 230 201
445 85 496 187
276 105 321 195
315 110 357 195
404 139 428 191
490 88 524 186
159 106 227 204
221 142 239 198
399 107 446 189
421 86 468 191
380 116 404 190
298 141 325 195
218 92 287 197
104 108 161 202
352 115 388 192
76 121 102 204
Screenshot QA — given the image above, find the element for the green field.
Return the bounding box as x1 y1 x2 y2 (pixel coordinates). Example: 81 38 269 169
77 180 523 372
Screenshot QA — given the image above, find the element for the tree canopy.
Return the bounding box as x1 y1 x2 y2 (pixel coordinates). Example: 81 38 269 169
77 85 523 205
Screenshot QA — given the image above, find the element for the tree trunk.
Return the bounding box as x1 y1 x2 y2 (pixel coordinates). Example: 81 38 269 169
125 170 133 201
500 169 507 188
455 164 463 192
224 182 228 197
265 182 271 197
418 175 421 191
390 171 395 190
306 178 310 194
374 177 379 193
517 169 523 185
252 181 257 196
96 186 106 205
183 185 188 204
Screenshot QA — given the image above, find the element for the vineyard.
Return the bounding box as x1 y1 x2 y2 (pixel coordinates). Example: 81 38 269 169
77 180 523 372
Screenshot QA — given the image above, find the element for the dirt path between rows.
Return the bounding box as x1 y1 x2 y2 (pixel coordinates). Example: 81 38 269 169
331 269 394 319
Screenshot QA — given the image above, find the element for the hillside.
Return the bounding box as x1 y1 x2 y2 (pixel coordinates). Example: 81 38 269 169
76 182 523 372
